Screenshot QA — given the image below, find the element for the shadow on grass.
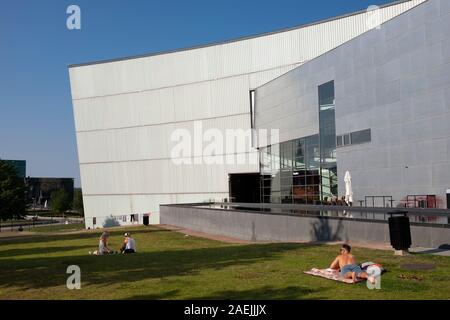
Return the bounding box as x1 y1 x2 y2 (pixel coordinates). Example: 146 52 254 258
189 285 324 300
125 290 181 300
0 245 95 258
0 226 169 246
126 286 325 300
0 243 315 292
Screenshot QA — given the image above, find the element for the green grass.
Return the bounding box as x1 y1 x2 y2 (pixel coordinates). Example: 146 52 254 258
0 225 449 300
30 223 85 233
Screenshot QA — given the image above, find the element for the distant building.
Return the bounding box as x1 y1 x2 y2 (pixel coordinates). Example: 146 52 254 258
26 178 74 208
3 160 26 178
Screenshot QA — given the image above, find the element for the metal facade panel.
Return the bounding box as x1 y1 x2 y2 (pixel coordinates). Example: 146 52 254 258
80 156 258 195
77 113 255 163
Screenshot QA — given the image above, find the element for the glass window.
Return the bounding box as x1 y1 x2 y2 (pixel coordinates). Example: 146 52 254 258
350 129 371 145
305 135 320 170
270 192 281 203
258 81 341 206
343 134 351 145
280 140 293 170
249 90 255 129
294 157 305 169
319 80 337 201
336 135 343 147
318 81 335 110
295 138 305 157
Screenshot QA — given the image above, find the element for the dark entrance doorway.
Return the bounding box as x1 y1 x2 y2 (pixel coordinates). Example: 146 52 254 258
447 190 450 209
229 173 261 203
447 190 450 224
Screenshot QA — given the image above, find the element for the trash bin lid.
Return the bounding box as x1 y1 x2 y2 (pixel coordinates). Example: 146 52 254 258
388 210 407 217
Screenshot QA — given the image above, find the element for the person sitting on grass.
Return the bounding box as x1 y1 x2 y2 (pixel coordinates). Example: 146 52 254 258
90 231 114 255
120 232 136 254
329 244 376 284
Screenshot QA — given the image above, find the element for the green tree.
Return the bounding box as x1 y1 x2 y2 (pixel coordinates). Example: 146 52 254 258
51 189 72 216
0 160 26 221
73 188 84 216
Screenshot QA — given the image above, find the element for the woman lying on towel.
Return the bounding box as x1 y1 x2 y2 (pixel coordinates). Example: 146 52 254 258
329 244 376 284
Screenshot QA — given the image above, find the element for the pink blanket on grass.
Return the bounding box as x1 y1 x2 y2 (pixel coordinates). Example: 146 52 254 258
303 268 364 284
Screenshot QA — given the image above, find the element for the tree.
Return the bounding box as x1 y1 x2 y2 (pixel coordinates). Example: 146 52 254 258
0 160 26 221
73 188 84 216
51 189 72 216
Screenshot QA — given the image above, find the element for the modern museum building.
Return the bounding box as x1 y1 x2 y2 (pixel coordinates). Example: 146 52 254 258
69 0 450 228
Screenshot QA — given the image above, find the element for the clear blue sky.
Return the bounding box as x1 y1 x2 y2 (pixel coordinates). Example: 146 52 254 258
0 0 396 188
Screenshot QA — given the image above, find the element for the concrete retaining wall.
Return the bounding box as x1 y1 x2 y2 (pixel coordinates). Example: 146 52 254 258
160 205 450 248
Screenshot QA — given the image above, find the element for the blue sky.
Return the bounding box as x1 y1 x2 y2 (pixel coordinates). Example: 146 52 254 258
0 0 396 187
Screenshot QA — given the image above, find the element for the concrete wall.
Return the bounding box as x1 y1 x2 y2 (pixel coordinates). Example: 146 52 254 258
161 204 450 248
254 0 450 208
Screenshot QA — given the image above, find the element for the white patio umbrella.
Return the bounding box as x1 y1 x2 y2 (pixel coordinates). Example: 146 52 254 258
344 171 353 206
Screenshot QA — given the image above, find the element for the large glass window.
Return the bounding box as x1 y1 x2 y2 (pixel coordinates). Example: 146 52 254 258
259 81 338 204
260 135 321 205
318 81 338 200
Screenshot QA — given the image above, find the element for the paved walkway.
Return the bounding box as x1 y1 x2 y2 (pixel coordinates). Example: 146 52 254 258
409 247 450 256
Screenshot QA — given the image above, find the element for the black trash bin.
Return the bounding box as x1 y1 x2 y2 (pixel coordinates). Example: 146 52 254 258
143 215 149 226
388 211 412 251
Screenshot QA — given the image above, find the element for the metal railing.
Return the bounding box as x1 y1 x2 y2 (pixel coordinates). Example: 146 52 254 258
363 195 395 208
210 202 450 217
162 202 450 226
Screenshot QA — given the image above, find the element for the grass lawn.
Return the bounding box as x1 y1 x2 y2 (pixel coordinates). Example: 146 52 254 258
0 225 449 300
30 223 86 233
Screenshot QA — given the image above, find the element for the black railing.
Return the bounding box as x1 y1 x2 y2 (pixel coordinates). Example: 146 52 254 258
162 202 450 226
211 202 450 217
364 195 395 208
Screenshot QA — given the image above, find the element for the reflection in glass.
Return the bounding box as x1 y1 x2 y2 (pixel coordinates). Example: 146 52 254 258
319 81 338 200
259 81 338 204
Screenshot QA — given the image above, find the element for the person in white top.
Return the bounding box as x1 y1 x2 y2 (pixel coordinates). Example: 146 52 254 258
90 231 113 255
120 232 136 254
